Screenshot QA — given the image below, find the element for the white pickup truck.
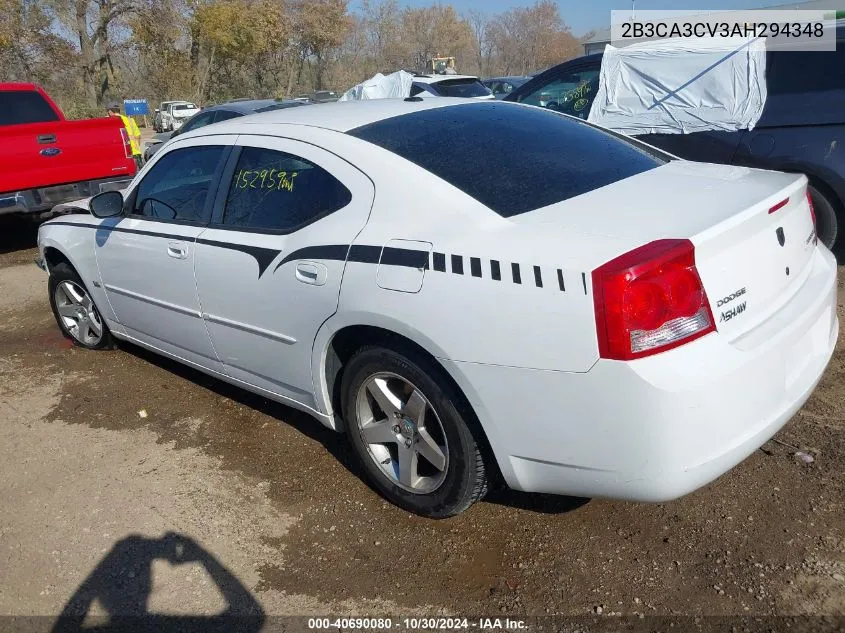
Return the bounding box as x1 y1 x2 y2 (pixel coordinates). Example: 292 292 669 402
154 101 200 132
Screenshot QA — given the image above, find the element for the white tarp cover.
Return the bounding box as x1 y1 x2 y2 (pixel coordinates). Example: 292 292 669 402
587 37 767 135
339 70 415 101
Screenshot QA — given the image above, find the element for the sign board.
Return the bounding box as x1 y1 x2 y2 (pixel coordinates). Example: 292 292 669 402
123 99 149 116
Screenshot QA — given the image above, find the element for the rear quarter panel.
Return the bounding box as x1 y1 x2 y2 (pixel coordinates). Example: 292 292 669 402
309 132 606 375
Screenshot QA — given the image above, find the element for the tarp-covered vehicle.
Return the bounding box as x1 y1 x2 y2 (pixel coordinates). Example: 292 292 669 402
340 70 493 101
506 24 845 251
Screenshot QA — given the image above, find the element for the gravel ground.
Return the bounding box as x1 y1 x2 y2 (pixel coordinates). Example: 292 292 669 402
1 218 843 631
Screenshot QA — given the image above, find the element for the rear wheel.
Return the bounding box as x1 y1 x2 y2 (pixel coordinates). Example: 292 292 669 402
808 184 839 250
48 263 114 350
342 346 488 518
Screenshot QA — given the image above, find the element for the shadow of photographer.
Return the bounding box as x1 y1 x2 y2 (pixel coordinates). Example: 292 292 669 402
51 531 265 633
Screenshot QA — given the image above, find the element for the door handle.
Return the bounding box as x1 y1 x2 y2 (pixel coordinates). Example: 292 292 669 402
295 261 328 286
167 240 188 259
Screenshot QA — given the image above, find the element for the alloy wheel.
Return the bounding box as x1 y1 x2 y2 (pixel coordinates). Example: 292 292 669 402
54 281 104 346
355 372 449 494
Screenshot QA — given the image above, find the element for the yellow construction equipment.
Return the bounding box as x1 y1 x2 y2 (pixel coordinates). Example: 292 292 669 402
429 57 457 75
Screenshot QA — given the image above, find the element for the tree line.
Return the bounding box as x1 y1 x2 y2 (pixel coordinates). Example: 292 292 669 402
0 0 590 118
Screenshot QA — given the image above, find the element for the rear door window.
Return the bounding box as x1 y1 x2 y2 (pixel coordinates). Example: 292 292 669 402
220 146 352 233
0 90 60 126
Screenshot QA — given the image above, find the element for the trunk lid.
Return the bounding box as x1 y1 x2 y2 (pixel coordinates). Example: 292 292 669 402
514 161 817 342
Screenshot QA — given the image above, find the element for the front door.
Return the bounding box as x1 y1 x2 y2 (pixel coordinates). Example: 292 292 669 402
194 135 375 408
95 138 231 368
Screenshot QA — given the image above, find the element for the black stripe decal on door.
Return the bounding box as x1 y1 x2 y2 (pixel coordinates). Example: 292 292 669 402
50 221 282 278
47 223 590 293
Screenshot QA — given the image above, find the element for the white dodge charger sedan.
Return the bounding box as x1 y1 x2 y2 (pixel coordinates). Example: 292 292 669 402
37 98 838 517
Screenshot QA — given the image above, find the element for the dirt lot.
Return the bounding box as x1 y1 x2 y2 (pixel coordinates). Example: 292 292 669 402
1 219 844 631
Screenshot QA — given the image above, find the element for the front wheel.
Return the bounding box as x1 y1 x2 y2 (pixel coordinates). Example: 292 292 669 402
342 346 488 518
48 263 114 350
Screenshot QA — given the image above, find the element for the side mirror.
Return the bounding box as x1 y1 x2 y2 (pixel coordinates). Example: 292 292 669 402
89 190 124 219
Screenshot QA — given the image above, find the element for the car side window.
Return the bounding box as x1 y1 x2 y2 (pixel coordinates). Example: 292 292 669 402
213 110 241 123
133 146 225 223
221 146 352 233
517 67 600 119
409 84 424 96
767 46 845 94
179 111 215 134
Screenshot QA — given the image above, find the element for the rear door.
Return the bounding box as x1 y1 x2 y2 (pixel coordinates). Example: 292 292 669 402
194 134 375 408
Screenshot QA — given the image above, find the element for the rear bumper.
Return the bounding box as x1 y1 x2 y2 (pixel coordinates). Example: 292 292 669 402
443 245 839 501
0 177 132 217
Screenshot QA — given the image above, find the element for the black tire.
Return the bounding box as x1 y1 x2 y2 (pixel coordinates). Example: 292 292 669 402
48 262 115 350
341 345 488 518
808 183 839 250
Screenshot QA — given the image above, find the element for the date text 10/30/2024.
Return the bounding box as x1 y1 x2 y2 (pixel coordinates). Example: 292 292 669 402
307 618 527 630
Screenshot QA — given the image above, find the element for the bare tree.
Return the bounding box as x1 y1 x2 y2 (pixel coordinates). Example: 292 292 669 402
5 0 590 117
465 9 490 78
46 0 138 106
295 0 351 90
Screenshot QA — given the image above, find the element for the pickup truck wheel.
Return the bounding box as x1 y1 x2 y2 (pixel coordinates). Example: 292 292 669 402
809 184 838 250
342 346 488 518
48 263 114 350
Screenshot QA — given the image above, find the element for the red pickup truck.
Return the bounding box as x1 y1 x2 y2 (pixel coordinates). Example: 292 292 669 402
0 83 137 219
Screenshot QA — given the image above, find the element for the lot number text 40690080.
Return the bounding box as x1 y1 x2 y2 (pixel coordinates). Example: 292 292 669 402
307 617 528 630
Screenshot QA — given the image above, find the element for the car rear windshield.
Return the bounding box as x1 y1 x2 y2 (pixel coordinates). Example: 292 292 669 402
347 102 667 217
173 104 197 112
429 78 492 98
0 90 60 126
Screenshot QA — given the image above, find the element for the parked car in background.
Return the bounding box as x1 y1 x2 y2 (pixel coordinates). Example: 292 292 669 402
410 74 494 99
296 91 339 103
482 76 531 99
143 98 308 162
311 90 340 103
0 83 136 221
161 102 200 132
506 21 845 251
153 101 187 132
37 99 836 518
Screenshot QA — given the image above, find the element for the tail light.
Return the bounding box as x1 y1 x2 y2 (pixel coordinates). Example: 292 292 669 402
119 128 133 159
806 191 817 232
592 239 716 361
